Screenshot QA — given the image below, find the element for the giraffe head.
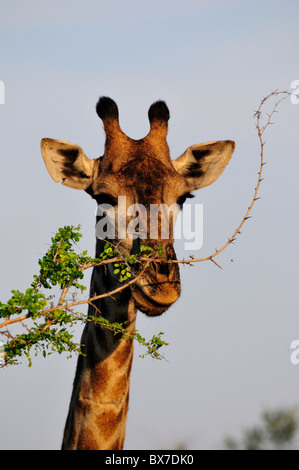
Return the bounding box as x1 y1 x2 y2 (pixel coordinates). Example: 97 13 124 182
41 97 235 317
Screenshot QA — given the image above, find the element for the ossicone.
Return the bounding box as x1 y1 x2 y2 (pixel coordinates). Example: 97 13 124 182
96 96 119 122
147 100 170 140
148 100 170 124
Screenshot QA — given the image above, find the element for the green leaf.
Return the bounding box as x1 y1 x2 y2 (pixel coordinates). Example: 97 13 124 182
0 225 168 367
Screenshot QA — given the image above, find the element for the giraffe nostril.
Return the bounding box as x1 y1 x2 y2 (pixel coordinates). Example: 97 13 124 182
152 262 169 276
159 263 169 275
151 262 159 274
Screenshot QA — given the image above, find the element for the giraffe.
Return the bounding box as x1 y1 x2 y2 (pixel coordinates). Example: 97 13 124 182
41 97 235 450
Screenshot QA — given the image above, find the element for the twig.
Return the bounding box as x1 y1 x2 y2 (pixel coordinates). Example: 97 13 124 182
162 90 291 267
0 90 293 364
0 255 152 330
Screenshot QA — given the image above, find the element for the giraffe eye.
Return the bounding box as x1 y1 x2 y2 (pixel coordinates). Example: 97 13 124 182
177 192 194 208
94 193 118 206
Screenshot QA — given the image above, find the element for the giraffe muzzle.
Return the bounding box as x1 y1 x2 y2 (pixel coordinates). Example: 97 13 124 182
131 263 181 316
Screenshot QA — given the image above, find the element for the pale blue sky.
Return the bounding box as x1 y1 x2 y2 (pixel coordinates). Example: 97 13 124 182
1 0 299 450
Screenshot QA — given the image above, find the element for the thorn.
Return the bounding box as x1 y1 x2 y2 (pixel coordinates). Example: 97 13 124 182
244 216 251 221
210 258 223 270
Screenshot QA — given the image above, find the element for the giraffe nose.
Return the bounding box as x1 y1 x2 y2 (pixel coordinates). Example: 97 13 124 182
151 261 173 282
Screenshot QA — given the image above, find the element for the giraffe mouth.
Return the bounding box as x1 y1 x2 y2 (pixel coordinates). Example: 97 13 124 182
131 280 180 317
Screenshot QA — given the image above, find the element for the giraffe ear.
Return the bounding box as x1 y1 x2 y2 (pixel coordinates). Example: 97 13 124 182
41 138 97 190
172 140 235 190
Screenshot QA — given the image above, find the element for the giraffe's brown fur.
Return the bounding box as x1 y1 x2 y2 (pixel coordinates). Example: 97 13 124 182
41 97 235 450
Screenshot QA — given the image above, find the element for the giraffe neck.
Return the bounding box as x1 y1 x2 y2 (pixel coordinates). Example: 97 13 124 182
62 240 137 450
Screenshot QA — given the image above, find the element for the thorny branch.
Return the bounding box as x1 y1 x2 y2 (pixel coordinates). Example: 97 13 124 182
80 90 292 270
0 90 293 365
169 89 292 268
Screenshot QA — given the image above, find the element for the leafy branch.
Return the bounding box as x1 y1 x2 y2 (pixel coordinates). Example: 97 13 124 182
0 89 293 368
0 226 168 367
